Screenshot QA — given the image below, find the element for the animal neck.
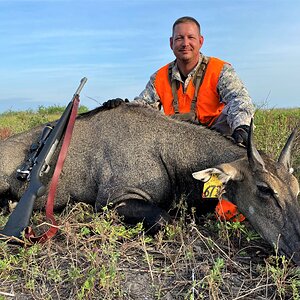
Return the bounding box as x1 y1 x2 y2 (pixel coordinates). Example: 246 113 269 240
163 122 245 172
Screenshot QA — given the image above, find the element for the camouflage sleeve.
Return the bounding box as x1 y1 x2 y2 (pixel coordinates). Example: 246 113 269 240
218 63 255 131
134 72 162 109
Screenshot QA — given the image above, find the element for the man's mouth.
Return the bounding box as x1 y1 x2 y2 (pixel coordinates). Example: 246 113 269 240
180 49 190 53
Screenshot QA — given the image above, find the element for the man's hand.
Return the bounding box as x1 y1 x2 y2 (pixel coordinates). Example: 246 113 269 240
231 125 250 147
102 98 129 108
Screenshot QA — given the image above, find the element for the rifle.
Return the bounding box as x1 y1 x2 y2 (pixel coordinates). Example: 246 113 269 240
0 77 87 240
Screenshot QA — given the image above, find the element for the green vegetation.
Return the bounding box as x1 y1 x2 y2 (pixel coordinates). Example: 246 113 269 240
0 105 89 136
0 106 299 299
254 108 300 180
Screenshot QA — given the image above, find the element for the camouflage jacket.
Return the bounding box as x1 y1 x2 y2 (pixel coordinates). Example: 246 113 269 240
135 53 255 134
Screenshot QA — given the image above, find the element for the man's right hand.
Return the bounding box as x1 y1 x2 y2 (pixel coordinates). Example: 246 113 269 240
231 125 250 147
102 98 129 108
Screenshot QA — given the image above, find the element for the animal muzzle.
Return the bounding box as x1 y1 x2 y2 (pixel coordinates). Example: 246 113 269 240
279 240 300 266
278 210 300 266
291 248 300 266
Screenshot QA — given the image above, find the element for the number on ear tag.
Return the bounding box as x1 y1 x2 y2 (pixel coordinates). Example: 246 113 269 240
202 174 223 199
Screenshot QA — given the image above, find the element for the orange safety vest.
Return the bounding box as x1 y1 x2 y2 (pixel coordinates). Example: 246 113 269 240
154 57 226 127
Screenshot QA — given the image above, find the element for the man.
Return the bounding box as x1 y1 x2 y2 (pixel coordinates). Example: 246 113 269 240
105 16 255 146
104 16 255 221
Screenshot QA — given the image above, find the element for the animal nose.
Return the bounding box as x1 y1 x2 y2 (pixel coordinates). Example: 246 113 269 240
288 241 300 266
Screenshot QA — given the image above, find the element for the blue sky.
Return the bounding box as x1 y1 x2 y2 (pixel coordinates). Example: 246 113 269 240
0 0 299 112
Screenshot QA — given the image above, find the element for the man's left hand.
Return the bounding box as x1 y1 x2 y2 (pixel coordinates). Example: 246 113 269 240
231 125 250 147
103 98 129 109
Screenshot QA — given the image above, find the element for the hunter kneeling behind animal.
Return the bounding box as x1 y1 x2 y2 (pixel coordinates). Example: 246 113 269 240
103 16 255 222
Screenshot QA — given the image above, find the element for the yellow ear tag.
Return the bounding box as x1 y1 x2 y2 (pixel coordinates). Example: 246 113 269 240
202 174 223 199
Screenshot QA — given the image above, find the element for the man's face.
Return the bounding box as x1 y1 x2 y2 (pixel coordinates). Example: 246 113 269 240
170 22 204 64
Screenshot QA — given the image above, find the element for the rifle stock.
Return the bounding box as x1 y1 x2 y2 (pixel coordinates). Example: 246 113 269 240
0 77 87 240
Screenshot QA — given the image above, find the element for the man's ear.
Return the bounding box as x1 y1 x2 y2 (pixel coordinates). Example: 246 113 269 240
170 37 173 50
199 35 204 48
192 163 244 184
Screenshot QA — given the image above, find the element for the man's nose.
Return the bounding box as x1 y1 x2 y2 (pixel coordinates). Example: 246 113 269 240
182 36 189 46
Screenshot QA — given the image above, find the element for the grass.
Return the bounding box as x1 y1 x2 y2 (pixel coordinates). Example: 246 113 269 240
0 105 89 135
254 108 300 179
0 105 299 299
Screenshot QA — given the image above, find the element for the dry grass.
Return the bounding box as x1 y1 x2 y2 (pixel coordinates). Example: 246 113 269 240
0 128 12 140
1 202 300 300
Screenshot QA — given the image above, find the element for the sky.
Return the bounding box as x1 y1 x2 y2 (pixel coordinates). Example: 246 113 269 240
0 0 300 112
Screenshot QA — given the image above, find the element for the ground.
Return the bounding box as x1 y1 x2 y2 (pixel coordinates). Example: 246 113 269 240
1 201 299 300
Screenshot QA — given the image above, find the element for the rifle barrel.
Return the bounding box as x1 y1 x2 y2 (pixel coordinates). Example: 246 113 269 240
73 77 88 98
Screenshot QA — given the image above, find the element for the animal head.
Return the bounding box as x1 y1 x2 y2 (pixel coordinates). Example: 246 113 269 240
193 122 300 265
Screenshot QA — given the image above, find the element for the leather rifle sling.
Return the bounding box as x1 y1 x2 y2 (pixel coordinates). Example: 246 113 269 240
25 95 80 243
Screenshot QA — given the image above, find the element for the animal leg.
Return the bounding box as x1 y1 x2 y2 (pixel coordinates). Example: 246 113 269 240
114 199 171 235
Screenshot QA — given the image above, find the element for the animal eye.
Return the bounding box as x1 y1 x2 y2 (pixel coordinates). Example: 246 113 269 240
257 183 282 209
257 184 274 197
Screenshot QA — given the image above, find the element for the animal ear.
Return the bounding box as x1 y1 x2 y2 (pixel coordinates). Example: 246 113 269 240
192 163 243 184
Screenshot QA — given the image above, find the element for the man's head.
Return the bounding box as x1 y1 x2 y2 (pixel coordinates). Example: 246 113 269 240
172 16 201 36
170 16 204 70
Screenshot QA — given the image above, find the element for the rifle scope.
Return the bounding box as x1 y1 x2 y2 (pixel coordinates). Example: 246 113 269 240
16 124 53 181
